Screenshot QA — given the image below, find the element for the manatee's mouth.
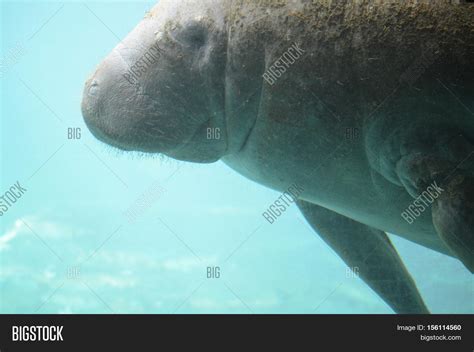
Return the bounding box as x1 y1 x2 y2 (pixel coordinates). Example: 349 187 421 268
82 74 223 163
82 80 131 152
81 46 187 155
82 91 183 155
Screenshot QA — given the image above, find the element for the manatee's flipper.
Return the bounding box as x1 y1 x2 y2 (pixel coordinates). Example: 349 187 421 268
432 175 474 272
365 96 474 273
396 151 474 272
297 200 429 314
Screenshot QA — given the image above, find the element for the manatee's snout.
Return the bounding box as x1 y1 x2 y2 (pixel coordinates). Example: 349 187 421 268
82 49 147 151
82 71 111 145
82 0 231 162
81 43 199 155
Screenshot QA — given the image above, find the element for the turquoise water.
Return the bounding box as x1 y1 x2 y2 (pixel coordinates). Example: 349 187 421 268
1 1 473 314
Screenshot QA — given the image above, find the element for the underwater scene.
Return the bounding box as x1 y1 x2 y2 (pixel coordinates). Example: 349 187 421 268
1 0 473 314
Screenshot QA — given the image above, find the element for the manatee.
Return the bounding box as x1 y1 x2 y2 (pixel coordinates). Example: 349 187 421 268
81 0 474 313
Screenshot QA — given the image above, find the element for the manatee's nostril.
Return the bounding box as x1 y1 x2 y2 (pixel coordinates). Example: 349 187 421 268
88 79 99 96
82 77 101 128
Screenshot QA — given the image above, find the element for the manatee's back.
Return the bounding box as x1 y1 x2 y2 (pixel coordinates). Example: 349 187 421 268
227 0 474 123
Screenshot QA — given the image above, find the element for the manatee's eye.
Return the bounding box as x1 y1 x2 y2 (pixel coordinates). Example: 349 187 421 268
174 21 208 49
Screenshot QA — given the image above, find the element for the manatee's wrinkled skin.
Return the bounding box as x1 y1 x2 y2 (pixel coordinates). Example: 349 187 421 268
82 0 474 312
